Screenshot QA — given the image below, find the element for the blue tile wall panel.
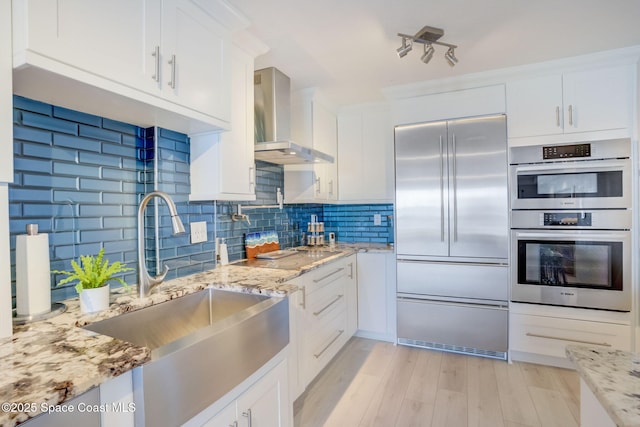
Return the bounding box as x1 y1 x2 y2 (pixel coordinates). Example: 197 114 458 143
9 96 394 307
9 96 143 303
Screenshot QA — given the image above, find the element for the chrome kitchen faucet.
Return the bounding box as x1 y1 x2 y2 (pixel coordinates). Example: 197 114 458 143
137 191 186 298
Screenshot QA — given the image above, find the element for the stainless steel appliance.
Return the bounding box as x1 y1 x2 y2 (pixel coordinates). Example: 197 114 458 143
510 138 631 210
510 139 632 312
511 211 631 311
254 67 334 165
395 114 509 360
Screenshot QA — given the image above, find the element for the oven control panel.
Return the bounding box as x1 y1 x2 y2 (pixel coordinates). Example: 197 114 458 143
543 212 592 226
542 143 591 159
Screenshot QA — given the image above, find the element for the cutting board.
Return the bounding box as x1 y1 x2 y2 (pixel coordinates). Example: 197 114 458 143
245 231 279 259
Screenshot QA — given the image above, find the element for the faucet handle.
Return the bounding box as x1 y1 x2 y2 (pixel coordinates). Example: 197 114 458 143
150 264 170 287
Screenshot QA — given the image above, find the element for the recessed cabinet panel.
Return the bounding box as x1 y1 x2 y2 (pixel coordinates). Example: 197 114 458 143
16 0 159 95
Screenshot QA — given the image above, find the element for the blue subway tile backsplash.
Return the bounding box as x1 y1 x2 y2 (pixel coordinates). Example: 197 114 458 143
9 95 394 307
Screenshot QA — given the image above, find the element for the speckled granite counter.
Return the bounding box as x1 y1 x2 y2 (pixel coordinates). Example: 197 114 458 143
0 243 385 426
566 345 640 427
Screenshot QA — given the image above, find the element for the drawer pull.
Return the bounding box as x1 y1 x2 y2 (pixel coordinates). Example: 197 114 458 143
314 329 345 359
526 332 612 347
299 287 306 309
313 267 344 283
313 294 344 316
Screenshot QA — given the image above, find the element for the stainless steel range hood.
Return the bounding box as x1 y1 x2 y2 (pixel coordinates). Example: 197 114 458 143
254 67 334 165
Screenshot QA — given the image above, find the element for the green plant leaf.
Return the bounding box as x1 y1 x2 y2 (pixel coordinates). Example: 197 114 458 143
53 248 133 293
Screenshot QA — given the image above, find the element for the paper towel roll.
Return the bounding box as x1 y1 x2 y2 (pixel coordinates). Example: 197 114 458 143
16 231 52 316
219 242 229 266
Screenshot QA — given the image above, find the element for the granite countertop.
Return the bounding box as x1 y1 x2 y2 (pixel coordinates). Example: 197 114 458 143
566 345 640 427
0 242 387 425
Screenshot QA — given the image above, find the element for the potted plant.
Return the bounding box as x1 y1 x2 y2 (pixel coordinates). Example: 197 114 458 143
53 248 133 313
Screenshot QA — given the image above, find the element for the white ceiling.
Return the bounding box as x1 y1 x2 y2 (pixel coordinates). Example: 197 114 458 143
228 0 640 107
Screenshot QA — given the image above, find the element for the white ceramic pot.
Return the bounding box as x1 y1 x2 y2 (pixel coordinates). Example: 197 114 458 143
79 284 110 313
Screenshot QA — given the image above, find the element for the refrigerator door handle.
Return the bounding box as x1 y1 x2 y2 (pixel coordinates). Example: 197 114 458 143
452 133 458 242
439 135 445 242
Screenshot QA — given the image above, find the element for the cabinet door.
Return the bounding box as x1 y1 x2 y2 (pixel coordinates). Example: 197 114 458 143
202 401 237 427
218 46 256 197
448 115 508 260
506 74 563 138
395 121 449 257
1 0 12 183
337 105 394 202
312 100 337 201
563 65 633 134
236 360 289 427
357 253 388 336
17 0 160 95
161 0 231 121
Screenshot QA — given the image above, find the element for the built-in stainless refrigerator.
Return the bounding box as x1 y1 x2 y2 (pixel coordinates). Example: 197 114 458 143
395 114 509 360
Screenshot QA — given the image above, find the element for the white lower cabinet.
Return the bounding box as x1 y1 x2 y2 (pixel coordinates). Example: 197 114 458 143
356 252 396 342
201 359 290 427
289 254 357 399
509 303 631 367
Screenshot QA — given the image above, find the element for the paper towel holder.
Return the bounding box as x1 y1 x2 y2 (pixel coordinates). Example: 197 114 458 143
12 302 67 325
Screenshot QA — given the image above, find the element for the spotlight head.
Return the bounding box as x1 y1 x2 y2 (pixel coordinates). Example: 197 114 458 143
445 47 458 67
396 38 412 58
421 44 435 64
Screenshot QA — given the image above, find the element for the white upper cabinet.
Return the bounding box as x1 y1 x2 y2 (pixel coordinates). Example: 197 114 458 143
160 0 231 122
12 0 241 134
1 0 13 183
12 0 160 95
190 43 257 201
337 104 394 203
285 89 338 203
506 64 634 139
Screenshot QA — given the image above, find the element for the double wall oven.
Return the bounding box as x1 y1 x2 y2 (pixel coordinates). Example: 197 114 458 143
510 138 632 312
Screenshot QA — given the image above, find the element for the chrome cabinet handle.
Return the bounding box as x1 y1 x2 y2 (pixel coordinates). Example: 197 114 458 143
439 135 445 242
151 46 160 82
168 54 177 89
299 287 306 309
451 134 458 242
555 106 560 127
229 422 238 427
329 179 334 196
348 262 353 279
315 177 321 194
314 329 344 358
249 166 255 192
313 267 344 283
568 104 573 126
313 294 343 316
526 332 611 347
242 409 252 427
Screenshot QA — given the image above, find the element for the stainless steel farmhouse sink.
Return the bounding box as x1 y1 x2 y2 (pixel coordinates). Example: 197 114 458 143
84 288 289 426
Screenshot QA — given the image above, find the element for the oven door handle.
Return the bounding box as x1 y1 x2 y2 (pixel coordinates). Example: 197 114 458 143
513 159 628 174
514 231 627 240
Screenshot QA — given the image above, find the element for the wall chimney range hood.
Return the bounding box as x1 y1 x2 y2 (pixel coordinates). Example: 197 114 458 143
254 67 334 165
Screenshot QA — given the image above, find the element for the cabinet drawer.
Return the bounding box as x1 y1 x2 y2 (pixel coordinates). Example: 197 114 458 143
510 313 631 359
304 278 346 325
305 260 349 295
300 310 348 383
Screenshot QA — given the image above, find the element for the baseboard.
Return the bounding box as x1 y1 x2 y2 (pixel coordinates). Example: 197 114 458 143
509 350 575 369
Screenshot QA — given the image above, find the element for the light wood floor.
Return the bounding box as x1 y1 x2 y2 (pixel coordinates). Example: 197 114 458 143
293 337 580 427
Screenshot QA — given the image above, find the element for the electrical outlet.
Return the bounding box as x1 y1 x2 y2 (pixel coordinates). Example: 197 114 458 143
190 221 207 244
374 214 382 226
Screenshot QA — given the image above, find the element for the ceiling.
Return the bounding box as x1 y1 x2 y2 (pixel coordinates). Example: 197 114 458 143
228 0 640 107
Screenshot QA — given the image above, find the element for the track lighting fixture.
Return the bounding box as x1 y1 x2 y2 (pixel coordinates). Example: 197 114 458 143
397 25 458 66
396 37 412 58
421 43 435 64
445 47 458 66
